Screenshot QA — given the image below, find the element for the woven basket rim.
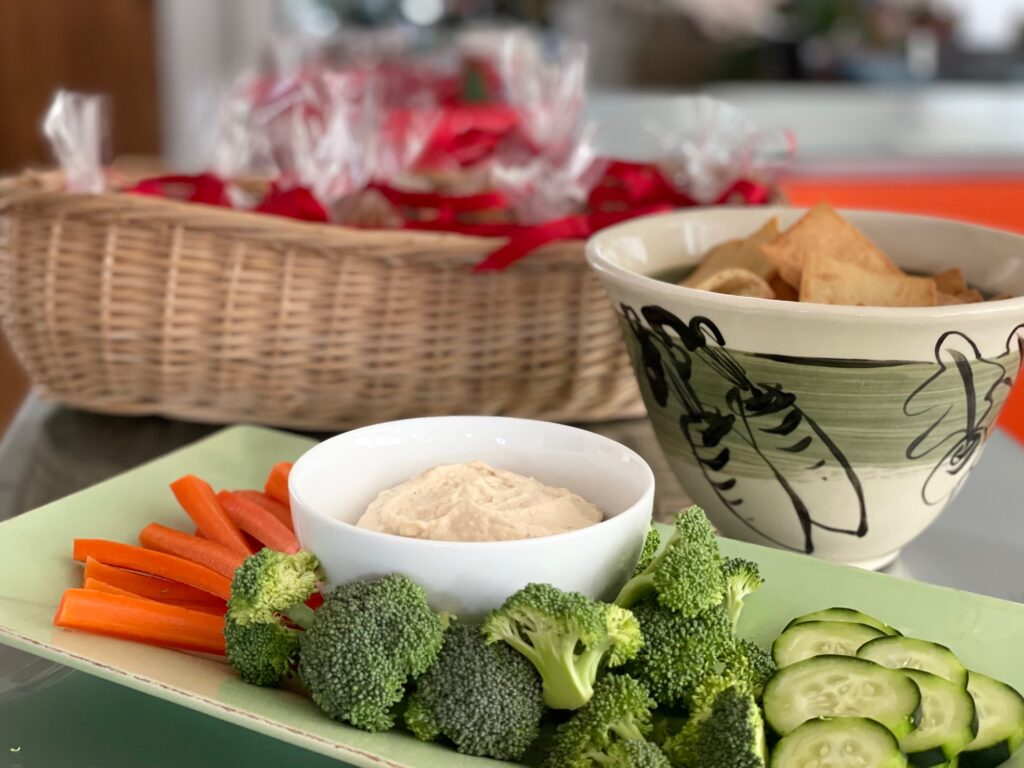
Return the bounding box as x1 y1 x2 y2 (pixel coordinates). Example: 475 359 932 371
0 168 581 255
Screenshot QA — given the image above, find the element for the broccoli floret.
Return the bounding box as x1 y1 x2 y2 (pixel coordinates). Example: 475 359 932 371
626 598 736 708
224 549 320 687
482 583 642 710
598 739 672 767
544 674 656 768
403 623 544 760
634 527 662 576
224 618 301 687
721 558 763 632
227 548 320 626
615 507 725 618
664 684 766 768
403 692 442 742
298 574 446 732
730 638 775 699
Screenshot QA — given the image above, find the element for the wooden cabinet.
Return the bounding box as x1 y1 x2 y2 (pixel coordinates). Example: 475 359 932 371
0 0 160 172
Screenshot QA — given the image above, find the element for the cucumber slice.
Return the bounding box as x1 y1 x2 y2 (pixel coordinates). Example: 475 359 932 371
901 669 979 768
785 608 902 637
773 621 885 667
763 655 922 738
960 671 1024 768
857 637 968 687
770 717 908 768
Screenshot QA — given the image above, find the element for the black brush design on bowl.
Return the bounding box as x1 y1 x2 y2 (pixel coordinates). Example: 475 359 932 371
624 303 867 555
905 325 1024 506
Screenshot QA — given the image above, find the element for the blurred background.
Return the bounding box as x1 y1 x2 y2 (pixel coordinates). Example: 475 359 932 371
5 0 1024 432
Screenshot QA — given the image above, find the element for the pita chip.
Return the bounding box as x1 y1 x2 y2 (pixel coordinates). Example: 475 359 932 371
762 204 901 289
682 218 779 287
800 251 938 307
693 267 775 299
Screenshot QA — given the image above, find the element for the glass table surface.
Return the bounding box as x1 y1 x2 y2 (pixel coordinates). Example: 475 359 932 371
1 394 1021 766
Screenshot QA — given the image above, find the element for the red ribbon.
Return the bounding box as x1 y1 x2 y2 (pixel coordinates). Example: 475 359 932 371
472 166 773 272
127 174 329 223
589 161 694 210
472 204 675 273
414 104 522 170
124 161 771 272
589 161 771 210
253 183 329 223
372 184 507 226
127 173 231 207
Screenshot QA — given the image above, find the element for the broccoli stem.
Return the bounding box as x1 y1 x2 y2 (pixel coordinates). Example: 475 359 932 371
574 646 607 693
614 571 655 609
505 630 594 710
282 602 315 630
726 596 743 632
611 716 646 742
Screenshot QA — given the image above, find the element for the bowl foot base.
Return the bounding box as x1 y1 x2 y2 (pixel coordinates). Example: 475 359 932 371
844 550 902 572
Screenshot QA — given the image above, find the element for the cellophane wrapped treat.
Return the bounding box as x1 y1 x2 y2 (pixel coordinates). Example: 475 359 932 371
646 96 792 203
491 122 607 225
69 27 787 239
42 90 111 193
496 32 588 157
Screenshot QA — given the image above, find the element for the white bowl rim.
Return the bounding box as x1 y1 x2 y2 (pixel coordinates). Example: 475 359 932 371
289 415 657 550
586 206 1024 320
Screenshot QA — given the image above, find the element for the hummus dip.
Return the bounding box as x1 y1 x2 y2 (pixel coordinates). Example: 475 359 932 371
355 461 603 542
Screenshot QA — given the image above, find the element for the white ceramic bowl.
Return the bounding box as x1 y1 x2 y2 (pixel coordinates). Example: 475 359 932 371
587 207 1024 569
289 416 655 618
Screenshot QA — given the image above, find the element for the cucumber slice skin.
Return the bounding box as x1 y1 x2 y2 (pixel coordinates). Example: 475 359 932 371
901 670 978 766
858 637 968 687
960 671 1024 768
960 741 1014 768
763 655 922 738
773 621 886 667
906 745 953 768
770 716 908 768
785 607 902 637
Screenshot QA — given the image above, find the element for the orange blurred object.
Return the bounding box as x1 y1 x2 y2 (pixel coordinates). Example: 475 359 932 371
781 174 1024 446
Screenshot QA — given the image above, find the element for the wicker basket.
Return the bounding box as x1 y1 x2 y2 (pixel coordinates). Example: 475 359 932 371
0 170 645 430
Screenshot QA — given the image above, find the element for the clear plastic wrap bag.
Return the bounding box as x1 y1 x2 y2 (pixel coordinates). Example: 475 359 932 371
206 74 273 185
211 69 379 214
207 46 445 211
494 32 588 156
645 96 792 203
370 60 445 184
42 90 111 193
491 122 607 224
456 27 587 155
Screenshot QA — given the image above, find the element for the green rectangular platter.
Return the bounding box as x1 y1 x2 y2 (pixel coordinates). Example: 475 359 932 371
0 425 1020 767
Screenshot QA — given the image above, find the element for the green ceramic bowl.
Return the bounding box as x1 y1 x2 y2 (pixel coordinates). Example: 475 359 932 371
587 207 1024 568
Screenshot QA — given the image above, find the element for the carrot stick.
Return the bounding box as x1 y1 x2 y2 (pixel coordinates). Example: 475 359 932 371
83 572 224 615
54 588 226 655
235 490 294 532
217 492 300 554
193 528 206 539
139 523 246 580
264 462 293 507
84 577 137 597
167 601 226 616
170 475 252 556
83 557 225 607
74 540 232 601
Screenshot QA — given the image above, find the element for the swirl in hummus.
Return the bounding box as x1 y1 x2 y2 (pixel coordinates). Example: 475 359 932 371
355 461 603 542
